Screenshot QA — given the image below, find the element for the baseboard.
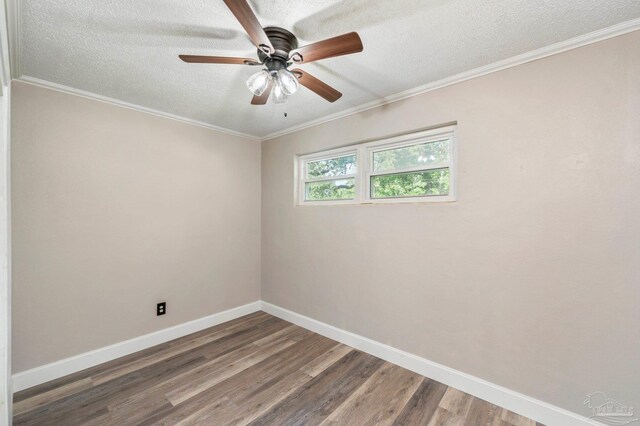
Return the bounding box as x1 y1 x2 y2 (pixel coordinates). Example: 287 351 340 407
260 301 600 426
12 301 261 392
11 300 603 425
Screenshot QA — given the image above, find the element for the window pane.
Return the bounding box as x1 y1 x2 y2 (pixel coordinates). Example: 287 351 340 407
306 178 355 201
373 139 449 172
371 168 449 198
307 154 356 179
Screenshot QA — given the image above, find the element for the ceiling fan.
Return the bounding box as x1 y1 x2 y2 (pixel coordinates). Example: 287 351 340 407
178 0 364 105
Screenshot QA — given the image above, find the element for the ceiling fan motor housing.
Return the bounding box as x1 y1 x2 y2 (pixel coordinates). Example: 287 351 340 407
258 27 299 70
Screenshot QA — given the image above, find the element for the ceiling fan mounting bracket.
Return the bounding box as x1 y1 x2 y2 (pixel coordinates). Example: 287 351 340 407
257 27 299 63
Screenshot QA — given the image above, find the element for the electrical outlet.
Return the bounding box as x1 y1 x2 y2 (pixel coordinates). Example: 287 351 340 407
157 302 166 316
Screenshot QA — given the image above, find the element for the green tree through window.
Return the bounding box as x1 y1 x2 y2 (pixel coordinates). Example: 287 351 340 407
371 139 450 198
306 179 355 200
305 154 357 201
298 127 455 204
371 169 449 198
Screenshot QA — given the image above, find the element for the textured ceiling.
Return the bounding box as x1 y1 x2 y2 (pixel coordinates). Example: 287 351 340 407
18 0 640 138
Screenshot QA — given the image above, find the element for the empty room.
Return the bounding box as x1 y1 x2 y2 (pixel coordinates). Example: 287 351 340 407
0 0 638 425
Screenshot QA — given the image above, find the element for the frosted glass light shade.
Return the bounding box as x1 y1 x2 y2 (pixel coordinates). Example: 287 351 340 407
246 70 270 96
272 83 287 104
277 69 299 95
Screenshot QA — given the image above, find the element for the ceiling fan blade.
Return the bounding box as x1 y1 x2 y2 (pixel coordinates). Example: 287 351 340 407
251 80 273 105
222 0 274 55
292 69 342 102
289 32 362 64
179 55 261 65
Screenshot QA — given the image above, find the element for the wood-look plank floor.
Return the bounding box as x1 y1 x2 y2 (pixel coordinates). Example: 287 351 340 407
14 312 543 425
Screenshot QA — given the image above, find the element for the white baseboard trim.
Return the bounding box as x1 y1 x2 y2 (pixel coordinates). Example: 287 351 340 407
12 301 261 392
11 300 603 426
260 301 600 426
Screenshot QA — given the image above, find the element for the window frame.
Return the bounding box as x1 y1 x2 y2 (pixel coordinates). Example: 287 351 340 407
296 145 360 205
296 125 456 205
363 127 456 203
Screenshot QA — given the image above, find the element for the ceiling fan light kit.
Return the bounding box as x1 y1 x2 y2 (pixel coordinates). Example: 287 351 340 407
246 69 270 96
276 69 299 96
179 0 363 105
272 83 287 104
247 66 299 101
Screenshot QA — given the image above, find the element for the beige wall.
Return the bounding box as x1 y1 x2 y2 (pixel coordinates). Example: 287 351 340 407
262 31 640 416
9 30 640 419
11 81 261 372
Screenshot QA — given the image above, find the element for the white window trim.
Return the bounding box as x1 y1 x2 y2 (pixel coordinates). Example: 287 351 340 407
296 125 457 205
296 145 360 206
363 126 457 204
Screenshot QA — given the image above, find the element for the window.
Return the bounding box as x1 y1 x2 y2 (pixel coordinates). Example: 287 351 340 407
297 126 456 205
366 134 453 201
298 147 358 203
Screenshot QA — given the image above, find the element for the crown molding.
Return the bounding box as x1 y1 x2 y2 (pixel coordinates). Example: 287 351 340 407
5 0 19 79
5 6 640 142
261 18 640 141
17 76 262 141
